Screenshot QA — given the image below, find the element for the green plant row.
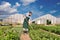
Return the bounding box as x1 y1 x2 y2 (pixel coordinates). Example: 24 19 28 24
29 24 60 40
29 29 60 40
0 26 22 40
30 24 60 35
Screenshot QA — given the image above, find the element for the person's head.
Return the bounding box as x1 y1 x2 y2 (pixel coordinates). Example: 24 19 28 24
28 11 32 16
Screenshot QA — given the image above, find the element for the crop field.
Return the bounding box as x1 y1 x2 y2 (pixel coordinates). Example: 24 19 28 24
29 24 60 40
0 25 22 40
0 24 60 40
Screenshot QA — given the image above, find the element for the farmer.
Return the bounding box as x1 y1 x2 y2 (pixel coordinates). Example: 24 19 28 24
23 11 32 34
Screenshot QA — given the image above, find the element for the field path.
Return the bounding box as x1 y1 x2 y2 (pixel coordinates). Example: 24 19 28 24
20 33 31 40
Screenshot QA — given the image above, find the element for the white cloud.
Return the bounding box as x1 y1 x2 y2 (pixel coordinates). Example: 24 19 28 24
40 5 43 9
0 1 21 19
20 0 36 6
1 1 11 7
7 8 18 13
16 2 21 7
57 2 60 5
50 10 57 13
0 2 11 11
13 2 21 8
0 1 19 15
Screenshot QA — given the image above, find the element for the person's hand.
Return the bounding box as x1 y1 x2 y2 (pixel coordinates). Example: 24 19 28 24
29 21 32 25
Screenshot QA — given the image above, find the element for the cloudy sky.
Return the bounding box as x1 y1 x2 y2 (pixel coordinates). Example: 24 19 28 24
0 0 60 19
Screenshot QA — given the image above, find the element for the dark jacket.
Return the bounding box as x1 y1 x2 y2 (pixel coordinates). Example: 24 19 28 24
23 17 30 29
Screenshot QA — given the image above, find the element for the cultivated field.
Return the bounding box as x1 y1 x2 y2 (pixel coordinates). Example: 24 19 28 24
0 25 22 40
29 24 60 40
0 24 60 40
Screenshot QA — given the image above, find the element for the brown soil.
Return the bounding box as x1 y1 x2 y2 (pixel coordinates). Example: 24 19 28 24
20 33 31 40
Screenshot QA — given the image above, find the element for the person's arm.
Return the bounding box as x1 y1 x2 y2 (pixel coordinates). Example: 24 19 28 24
28 19 32 25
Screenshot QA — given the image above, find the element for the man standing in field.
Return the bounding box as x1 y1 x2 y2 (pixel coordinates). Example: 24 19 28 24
23 11 32 34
